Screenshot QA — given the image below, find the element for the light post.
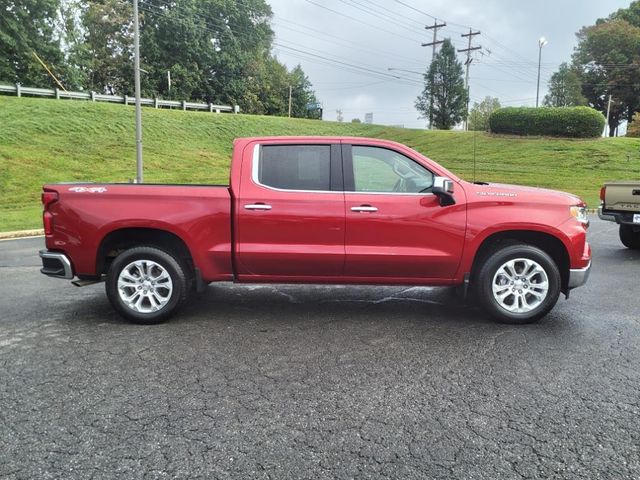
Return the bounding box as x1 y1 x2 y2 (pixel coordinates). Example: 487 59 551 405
133 0 143 183
536 36 548 108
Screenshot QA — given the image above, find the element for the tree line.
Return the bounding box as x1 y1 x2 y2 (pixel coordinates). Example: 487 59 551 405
413 1 640 135
0 0 320 118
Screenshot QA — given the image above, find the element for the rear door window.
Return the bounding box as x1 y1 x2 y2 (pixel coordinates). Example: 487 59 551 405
258 145 331 191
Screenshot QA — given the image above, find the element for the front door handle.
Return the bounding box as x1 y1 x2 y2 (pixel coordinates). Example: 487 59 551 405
244 203 272 210
351 205 378 213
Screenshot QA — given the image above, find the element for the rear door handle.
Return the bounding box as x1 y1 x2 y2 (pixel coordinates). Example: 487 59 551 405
351 205 378 212
244 203 272 210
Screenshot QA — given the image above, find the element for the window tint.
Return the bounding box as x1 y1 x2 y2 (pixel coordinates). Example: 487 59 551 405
352 146 434 193
259 145 331 191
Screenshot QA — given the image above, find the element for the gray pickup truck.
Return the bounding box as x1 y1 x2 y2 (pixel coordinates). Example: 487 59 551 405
599 181 640 249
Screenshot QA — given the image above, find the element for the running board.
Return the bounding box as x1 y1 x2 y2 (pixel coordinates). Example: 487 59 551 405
72 279 102 287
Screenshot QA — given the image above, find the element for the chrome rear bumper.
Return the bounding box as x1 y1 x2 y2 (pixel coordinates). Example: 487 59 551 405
597 206 616 222
39 250 74 279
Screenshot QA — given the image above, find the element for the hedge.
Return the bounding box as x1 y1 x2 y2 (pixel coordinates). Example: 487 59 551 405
489 106 605 138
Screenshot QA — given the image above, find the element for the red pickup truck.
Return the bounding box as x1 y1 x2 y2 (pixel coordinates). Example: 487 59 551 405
40 136 591 324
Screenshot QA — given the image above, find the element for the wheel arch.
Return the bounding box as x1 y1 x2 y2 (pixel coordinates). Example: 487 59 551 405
470 230 571 293
96 227 195 277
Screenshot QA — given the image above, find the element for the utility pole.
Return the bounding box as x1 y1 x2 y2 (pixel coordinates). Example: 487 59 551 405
458 28 481 131
133 0 143 183
604 94 612 137
422 20 447 60
288 85 292 117
422 20 446 129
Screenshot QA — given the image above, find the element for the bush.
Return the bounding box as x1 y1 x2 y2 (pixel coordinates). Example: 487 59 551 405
627 112 640 137
489 106 605 138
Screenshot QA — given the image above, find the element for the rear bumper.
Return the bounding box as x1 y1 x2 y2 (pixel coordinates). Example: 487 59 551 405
568 261 591 289
39 250 74 279
598 205 639 225
598 205 617 222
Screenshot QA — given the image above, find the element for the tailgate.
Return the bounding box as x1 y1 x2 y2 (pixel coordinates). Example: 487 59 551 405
604 182 640 212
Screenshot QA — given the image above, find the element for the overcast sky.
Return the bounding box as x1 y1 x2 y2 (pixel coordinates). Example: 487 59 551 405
267 0 631 128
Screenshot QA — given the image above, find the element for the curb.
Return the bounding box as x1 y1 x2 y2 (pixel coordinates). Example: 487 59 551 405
0 229 44 240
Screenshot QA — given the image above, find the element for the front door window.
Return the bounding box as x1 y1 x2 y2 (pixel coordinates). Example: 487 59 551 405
352 146 434 194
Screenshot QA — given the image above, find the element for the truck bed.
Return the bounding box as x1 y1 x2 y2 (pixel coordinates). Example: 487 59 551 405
603 181 640 212
43 183 233 281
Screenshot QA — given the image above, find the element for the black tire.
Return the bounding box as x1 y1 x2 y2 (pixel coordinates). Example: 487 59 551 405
105 246 189 324
476 244 561 324
619 224 640 250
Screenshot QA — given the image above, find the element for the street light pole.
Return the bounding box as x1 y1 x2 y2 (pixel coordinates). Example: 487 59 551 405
536 36 548 108
133 0 143 183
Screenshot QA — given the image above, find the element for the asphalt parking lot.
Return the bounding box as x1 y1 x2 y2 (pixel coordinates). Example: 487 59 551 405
1 216 639 479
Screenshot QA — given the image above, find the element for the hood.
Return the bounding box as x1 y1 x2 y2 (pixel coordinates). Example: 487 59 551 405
469 182 583 206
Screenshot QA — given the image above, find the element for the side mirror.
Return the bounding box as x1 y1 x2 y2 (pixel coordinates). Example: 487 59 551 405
432 176 456 206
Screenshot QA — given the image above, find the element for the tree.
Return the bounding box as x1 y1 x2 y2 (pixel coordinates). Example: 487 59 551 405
543 63 587 107
56 0 88 90
0 0 321 117
468 96 501 131
573 10 640 136
74 0 133 94
288 64 319 118
0 0 66 87
415 39 467 130
140 0 274 104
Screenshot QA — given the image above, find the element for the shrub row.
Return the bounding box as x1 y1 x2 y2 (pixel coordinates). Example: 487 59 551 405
489 106 605 138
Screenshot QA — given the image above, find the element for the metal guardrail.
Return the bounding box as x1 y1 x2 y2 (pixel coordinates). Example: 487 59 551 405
0 83 239 113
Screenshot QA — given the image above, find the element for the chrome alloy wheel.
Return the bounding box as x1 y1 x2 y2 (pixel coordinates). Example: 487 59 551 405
117 260 173 313
491 258 549 314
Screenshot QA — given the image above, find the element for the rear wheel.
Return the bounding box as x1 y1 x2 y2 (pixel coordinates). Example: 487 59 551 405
106 246 189 324
619 224 640 249
476 244 561 324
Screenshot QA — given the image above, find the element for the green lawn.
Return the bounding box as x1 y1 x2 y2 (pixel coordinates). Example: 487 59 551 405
1 95 639 232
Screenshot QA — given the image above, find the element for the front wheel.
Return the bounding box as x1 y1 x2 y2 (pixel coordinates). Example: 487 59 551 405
476 244 561 324
619 224 640 249
106 246 189 324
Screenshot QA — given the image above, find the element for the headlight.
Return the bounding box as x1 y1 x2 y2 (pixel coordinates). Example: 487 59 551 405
570 205 589 225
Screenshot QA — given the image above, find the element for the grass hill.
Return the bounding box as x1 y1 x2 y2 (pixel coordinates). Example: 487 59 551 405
1 95 640 232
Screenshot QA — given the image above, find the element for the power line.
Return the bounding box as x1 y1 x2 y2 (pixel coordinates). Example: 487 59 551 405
273 43 422 85
142 1 424 87
303 0 424 44
272 19 424 68
391 0 474 30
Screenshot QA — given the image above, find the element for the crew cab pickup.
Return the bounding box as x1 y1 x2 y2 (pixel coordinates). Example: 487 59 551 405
598 181 640 249
40 137 591 324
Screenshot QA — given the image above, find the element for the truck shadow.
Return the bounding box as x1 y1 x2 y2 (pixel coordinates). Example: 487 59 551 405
172 283 569 331
67 283 571 332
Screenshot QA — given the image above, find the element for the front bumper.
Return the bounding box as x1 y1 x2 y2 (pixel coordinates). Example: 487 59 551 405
568 261 591 289
39 250 74 279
